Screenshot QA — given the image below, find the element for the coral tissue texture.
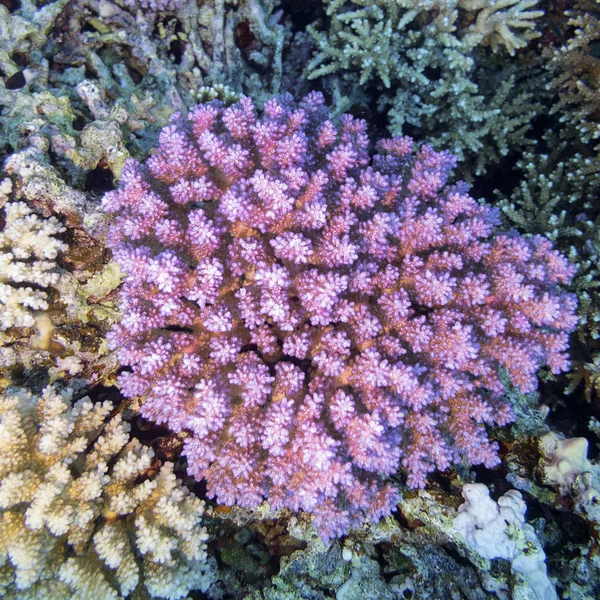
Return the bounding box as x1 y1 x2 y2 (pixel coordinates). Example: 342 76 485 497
104 92 577 539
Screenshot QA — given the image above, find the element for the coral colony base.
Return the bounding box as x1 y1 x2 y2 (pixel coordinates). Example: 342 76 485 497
103 92 577 540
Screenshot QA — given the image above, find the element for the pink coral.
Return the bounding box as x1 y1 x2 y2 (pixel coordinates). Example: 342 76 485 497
103 92 577 539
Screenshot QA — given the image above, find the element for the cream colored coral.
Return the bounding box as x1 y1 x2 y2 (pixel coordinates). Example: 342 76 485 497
94 521 139 594
0 385 215 599
460 0 544 55
0 201 67 329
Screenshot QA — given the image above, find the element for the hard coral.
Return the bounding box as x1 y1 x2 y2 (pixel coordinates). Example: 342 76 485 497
104 92 577 539
0 197 67 330
306 0 545 178
0 385 214 599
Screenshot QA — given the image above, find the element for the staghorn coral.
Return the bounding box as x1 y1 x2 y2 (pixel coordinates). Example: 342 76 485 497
309 0 543 74
104 92 577 539
549 0 600 152
496 135 600 401
460 0 544 55
0 385 215 599
517 2 600 403
0 184 67 331
305 0 542 176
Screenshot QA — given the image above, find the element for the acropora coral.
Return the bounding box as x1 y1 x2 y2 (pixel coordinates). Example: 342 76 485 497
305 0 543 176
104 92 577 539
549 0 600 153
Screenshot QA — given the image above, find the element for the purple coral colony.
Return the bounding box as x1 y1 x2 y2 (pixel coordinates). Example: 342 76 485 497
104 92 577 539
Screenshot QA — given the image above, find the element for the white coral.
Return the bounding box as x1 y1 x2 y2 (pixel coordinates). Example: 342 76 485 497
0 385 215 599
0 200 67 329
540 432 600 532
453 483 557 600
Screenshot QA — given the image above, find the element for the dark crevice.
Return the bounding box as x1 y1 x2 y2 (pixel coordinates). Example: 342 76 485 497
0 0 22 12
240 342 259 354
84 165 115 195
5 70 26 90
72 115 86 131
160 325 195 334
279 0 322 32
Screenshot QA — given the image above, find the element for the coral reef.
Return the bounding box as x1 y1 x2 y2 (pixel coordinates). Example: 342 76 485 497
104 91 576 539
0 384 215 599
497 105 600 404
0 0 597 597
488 405 600 600
0 0 301 198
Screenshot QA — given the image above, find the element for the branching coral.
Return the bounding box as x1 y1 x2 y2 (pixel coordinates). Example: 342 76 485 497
460 0 544 55
306 0 542 175
49 0 289 108
549 0 600 151
492 5 600 404
104 92 577 539
0 0 294 172
310 0 543 74
497 136 600 400
0 188 67 330
0 385 215 599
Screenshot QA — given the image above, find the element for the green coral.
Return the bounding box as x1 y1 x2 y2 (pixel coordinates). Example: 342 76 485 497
305 0 543 177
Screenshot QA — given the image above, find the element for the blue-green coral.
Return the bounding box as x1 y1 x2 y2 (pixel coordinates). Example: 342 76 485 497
306 0 544 176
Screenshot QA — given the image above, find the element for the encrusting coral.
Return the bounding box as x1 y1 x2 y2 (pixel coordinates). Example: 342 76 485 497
0 182 67 331
104 91 577 539
0 384 215 599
